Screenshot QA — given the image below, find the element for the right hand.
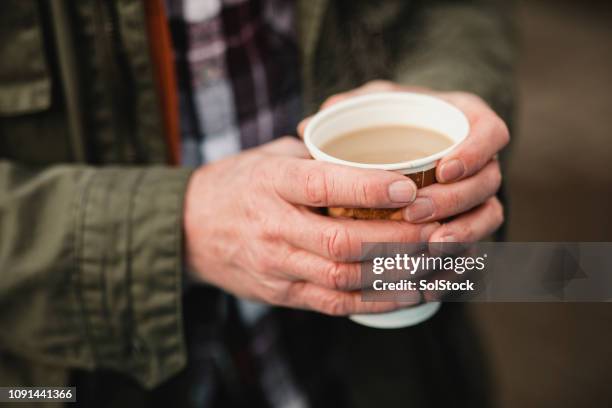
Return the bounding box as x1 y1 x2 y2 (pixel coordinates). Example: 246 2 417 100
183 137 440 315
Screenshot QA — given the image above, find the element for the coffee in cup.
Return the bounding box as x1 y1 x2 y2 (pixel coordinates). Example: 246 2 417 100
303 92 470 328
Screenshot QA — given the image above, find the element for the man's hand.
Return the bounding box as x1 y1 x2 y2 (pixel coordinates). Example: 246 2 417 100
299 80 510 243
184 137 438 315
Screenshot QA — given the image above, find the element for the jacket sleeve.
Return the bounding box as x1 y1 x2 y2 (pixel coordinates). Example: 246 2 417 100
391 0 517 121
0 160 193 388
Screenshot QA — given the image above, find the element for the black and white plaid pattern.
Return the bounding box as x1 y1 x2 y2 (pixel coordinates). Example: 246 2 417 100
166 0 302 165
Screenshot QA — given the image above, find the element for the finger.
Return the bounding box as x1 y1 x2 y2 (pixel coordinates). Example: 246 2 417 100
284 281 411 316
429 197 505 243
403 160 502 223
438 92 494 122
282 209 440 262
257 136 311 158
436 95 510 183
297 117 310 139
275 246 363 291
271 157 418 208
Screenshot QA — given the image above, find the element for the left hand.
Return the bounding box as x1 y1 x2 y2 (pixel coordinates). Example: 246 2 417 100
298 80 510 243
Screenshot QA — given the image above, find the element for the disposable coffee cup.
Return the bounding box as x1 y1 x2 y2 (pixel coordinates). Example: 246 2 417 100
303 92 470 329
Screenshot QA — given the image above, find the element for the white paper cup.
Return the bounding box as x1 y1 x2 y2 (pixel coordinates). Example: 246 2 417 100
303 92 470 329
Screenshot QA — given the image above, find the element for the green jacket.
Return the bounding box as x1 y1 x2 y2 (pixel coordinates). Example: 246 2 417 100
0 0 515 396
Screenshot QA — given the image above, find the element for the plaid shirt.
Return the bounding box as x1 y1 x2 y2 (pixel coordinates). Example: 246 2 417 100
165 1 305 407
166 0 302 165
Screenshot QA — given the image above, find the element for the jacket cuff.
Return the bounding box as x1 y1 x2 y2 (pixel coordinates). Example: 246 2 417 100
76 166 193 388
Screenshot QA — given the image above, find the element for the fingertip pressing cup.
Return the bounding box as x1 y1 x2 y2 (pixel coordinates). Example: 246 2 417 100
303 92 469 329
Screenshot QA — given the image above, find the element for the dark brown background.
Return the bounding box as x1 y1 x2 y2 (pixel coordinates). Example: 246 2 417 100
470 1 612 407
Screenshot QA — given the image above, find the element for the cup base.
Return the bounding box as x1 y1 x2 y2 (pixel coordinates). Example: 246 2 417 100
349 302 441 329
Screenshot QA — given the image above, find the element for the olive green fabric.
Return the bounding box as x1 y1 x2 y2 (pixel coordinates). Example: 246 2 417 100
0 0 191 393
0 163 190 386
0 0 516 396
301 0 516 120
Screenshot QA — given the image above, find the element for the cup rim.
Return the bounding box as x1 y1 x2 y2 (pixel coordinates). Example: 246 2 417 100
303 92 470 171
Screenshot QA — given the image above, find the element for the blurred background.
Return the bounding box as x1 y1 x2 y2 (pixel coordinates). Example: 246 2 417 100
470 0 612 407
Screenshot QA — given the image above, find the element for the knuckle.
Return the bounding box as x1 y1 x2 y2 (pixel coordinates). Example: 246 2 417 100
433 224 453 242
404 228 423 243
281 281 306 306
321 225 351 260
277 246 299 272
395 223 424 243
450 91 484 106
491 198 505 225
498 209 505 227
323 94 342 105
357 178 389 206
265 283 289 306
456 223 474 242
304 168 330 206
490 164 503 191
445 190 463 214
259 212 283 239
494 117 511 145
325 262 348 290
355 181 374 207
320 295 349 316
365 80 395 91
465 93 486 106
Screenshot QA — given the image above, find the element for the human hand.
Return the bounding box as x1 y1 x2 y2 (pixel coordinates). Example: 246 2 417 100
183 137 439 315
298 80 510 243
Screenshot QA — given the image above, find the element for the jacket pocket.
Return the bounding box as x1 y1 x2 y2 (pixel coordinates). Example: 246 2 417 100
0 1 51 116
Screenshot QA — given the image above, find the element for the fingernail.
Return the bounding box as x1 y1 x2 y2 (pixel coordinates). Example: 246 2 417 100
439 159 465 183
404 197 434 222
440 235 456 243
388 180 417 203
420 223 440 242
